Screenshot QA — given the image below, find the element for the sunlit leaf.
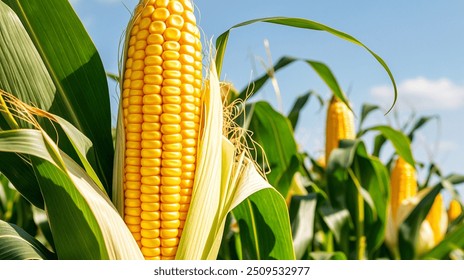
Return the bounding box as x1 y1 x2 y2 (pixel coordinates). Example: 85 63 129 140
0 220 55 260
0 129 143 259
233 188 295 260
319 204 351 250
309 251 347 260
216 17 397 111
236 56 350 109
247 101 300 196
1 0 113 193
360 125 415 166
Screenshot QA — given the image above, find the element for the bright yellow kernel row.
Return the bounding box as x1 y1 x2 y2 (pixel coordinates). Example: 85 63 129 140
123 0 201 260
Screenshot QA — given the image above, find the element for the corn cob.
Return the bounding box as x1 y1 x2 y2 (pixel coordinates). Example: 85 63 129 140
325 96 355 163
389 157 417 221
447 199 462 223
122 0 202 260
425 193 446 245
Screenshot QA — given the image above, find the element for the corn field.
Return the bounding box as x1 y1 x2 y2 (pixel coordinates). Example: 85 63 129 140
0 0 463 260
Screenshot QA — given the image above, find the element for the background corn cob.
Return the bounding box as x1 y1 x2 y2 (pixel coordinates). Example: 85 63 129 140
447 199 462 223
325 96 355 163
389 157 417 221
122 0 202 260
425 193 447 245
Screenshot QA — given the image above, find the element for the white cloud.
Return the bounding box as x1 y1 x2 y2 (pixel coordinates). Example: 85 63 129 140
371 77 464 110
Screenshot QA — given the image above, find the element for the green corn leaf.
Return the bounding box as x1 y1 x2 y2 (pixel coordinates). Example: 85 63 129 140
309 251 347 260
247 101 300 197
318 203 351 250
358 103 382 132
1 0 113 194
288 91 323 129
360 125 415 167
0 129 143 260
236 56 350 110
326 139 360 209
0 220 56 260
232 188 295 260
289 194 318 259
407 115 439 141
216 17 397 112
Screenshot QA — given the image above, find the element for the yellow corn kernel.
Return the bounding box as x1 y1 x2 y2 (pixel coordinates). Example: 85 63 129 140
122 0 201 260
426 193 446 245
325 96 355 163
448 199 462 223
390 157 417 221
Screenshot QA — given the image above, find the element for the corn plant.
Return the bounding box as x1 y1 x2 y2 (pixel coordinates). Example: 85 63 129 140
2 0 437 261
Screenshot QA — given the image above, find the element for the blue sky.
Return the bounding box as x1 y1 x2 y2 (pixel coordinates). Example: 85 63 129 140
70 0 464 198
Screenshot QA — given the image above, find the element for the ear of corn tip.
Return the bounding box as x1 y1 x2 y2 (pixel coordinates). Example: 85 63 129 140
122 0 202 260
448 199 462 223
425 193 447 245
325 95 355 163
389 157 417 222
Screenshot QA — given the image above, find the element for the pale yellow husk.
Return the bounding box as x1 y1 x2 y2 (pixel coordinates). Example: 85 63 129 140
176 60 272 260
385 187 447 258
112 57 273 259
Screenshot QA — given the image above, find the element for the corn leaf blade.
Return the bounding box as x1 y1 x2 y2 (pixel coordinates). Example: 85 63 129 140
358 104 382 131
247 101 300 197
289 194 318 259
0 129 143 259
232 188 295 260
1 0 113 193
288 91 323 129
0 152 43 209
0 220 55 260
237 56 350 109
216 17 397 111
360 125 415 167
